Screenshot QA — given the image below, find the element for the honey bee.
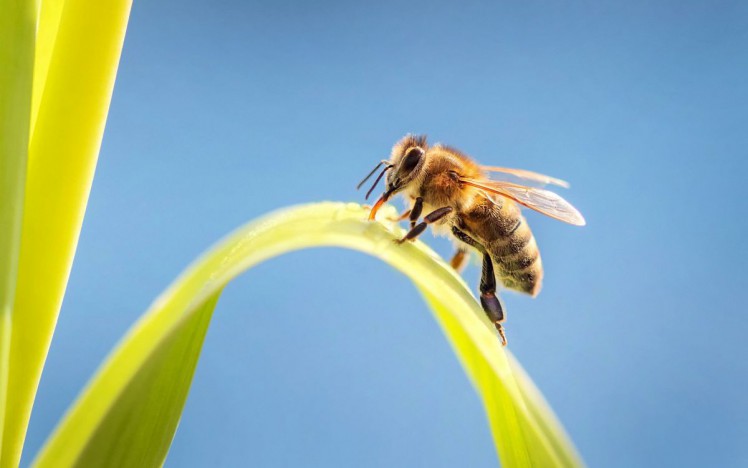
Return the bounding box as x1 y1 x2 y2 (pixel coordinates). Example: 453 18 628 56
357 135 585 346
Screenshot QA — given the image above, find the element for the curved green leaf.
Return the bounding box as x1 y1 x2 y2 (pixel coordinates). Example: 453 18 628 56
34 202 582 467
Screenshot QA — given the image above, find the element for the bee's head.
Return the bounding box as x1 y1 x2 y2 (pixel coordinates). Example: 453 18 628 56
382 134 427 200
356 134 428 220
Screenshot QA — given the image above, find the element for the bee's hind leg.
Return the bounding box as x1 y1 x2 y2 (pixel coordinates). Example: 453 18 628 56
479 252 507 346
451 226 507 345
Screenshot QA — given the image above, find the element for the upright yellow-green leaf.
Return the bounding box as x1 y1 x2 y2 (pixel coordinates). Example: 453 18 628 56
1 0 132 465
34 203 582 467
0 0 37 458
30 0 66 134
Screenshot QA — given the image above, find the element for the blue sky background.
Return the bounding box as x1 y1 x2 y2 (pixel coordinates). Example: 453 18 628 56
21 1 748 466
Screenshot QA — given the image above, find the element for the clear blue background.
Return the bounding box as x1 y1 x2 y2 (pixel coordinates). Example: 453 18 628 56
21 1 748 466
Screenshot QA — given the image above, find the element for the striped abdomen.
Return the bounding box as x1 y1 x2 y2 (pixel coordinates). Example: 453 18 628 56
462 196 544 296
486 212 543 296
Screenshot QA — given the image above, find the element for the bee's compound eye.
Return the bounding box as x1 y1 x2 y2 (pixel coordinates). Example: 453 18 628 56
402 147 423 172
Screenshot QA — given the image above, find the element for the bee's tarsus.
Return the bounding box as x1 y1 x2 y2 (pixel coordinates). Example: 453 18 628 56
496 324 508 347
387 208 412 222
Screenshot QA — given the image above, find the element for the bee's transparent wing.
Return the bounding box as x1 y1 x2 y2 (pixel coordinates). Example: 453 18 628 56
480 166 570 189
461 179 586 226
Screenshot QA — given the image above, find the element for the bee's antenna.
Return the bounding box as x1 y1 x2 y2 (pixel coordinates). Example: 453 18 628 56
365 164 393 200
356 161 387 190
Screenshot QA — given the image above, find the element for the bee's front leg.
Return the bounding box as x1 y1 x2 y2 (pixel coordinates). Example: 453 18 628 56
408 197 424 230
387 197 422 226
387 208 411 222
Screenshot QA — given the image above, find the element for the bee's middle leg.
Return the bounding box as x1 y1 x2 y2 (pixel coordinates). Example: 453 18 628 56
395 204 451 244
450 226 481 272
449 248 469 272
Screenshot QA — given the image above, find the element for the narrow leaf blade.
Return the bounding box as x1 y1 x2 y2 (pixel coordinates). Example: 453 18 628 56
0 0 37 459
2 1 132 465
